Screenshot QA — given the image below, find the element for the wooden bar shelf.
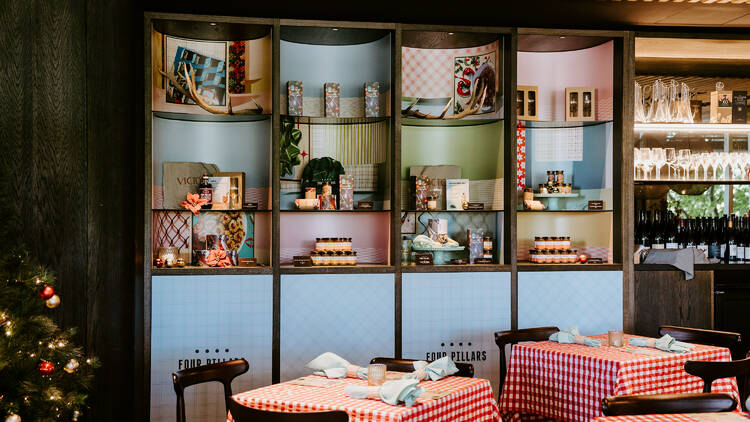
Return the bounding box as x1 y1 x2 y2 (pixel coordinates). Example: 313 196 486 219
279 265 395 274
151 266 273 276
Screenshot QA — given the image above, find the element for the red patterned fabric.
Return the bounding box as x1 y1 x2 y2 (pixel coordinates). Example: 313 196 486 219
499 335 740 422
230 376 500 422
594 412 750 422
517 122 527 191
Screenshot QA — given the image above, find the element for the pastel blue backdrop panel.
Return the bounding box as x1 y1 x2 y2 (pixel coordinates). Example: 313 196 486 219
152 116 271 188
518 271 622 335
402 272 511 398
281 35 392 98
150 275 273 422
280 274 395 381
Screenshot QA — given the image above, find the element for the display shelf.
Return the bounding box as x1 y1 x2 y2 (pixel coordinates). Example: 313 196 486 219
634 180 750 185
153 18 271 41
401 117 502 127
522 120 612 129
517 209 613 213
402 209 503 213
152 208 272 212
281 115 390 125
279 264 394 274
153 111 271 123
634 123 750 134
518 262 622 272
151 266 273 276
635 263 750 271
401 264 510 273
280 26 391 46
280 209 390 213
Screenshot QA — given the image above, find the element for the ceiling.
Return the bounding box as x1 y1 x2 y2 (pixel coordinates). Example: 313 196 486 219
145 1 750 29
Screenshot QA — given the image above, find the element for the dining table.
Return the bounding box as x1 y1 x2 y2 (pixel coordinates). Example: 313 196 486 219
499 334 741 422
593 412 750 421
229 373 501 422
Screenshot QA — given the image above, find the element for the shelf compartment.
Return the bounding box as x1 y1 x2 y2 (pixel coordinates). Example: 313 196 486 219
521 120 612 129
518 262 622 272
401 264 510 273
151 266 272 276
280 265 394 274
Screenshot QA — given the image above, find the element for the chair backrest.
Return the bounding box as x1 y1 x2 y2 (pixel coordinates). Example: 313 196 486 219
601 392 737 415
228 398 349 422
659 325 743 359
369 357 474 378
172 358 249 422
684 356 750 409
494 326 560 395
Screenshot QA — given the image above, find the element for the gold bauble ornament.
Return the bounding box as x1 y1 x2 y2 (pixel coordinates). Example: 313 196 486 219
72 410 81 421
5 414 21 422
64 358 79 373
45 294 61 309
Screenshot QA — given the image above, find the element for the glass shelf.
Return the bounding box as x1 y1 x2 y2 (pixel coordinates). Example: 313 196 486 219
153 111 270 123
521 120 612 129
281 115 390 125
401 117 503 127
634 123 750 134
634 180 750 185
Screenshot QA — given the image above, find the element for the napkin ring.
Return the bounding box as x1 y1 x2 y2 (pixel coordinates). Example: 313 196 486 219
346 364 361 378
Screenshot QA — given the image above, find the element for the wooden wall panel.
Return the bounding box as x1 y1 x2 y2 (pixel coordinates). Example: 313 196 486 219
86 0 137 420
634 270 714 337
0 1 137 421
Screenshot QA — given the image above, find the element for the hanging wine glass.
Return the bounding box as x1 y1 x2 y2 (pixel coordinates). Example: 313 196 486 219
665 147 676 179
677 149 691 180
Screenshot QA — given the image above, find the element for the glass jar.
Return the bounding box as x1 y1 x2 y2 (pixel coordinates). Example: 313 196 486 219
483 235 493 253
552 250 562 264
310 251 320 266
561 236 571 250
534 236 543 250
427 196 437 211
352 251 358 266
539 184 548 194
336 251 344 266
547 171 554 184
555 170 564 185
529 249 537 264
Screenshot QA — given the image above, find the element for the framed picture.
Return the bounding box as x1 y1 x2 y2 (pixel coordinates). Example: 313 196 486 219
454 51 496 115
565 87 596 121
517 85 538 121
214 171 245 210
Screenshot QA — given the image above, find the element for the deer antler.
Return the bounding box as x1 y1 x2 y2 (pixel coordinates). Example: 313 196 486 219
402 87 487 120
155 65 262 115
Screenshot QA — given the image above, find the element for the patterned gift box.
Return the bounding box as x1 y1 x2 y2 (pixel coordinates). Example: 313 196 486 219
344 164 380 192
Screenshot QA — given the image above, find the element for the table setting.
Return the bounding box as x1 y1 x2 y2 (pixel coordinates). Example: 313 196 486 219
499 327 741 422
229 353 500 422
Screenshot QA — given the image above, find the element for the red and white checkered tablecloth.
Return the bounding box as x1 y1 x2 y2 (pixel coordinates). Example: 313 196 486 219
499 335 740 422
594 412 750 421
230 375 500 422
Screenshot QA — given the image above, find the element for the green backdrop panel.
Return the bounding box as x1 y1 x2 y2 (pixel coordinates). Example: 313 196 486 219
401 121 503 181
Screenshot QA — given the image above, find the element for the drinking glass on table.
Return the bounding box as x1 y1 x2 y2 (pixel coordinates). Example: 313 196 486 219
368 363 386 386
608 330 624 348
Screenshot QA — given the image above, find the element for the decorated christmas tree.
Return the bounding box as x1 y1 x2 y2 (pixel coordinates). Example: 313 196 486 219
0 248 99 422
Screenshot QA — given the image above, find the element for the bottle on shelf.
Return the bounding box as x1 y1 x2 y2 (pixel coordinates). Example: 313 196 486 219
728 214 738 262
665 211 679 249
650 210 665 250
708 217 720 259
198 174 212 209
637 210 651 247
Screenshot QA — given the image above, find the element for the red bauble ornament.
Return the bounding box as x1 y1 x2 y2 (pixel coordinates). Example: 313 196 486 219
153 258 164 268
38 360 54 375
39 285 55 300
578 254 589 264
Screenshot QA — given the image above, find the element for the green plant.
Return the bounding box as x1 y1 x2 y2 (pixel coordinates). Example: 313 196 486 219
280 120 302 178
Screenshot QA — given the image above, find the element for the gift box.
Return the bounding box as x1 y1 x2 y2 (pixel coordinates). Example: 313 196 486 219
517 85 538 121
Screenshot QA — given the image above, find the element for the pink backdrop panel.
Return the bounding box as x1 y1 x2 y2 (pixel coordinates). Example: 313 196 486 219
280 212 391 265
517 41 613 121
402 41 499 99
254 211 272 264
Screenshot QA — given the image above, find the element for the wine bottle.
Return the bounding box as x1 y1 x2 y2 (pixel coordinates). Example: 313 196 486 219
708 217 721 259
666 212 679 249
651 210 665 250
685 218 696 248
638 210 651 247
736 217 746 262
198 174 213 209
728 214 738 262
744 216 750 262
697 217 709 258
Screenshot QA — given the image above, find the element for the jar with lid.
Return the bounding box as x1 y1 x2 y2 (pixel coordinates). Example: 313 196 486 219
542 236 551 250
523 187 534 202
529 249 537 264
483 235 493 252
547 171 555 184
552 250 562 264
555 170 564 185
539 184 548 194
426 196 437 211
335 251 344 266
351 251 358 266
534 236 543 250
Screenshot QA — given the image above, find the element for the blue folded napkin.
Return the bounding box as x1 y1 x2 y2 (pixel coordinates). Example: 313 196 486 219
549 326 601 347
344 379 424 407
629 334 693 353
306 352 368 379
402 356 459 381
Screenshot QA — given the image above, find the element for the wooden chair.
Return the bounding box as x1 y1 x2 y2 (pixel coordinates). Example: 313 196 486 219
172 358 249 422
494 326 560 395
601 392 737 415
659 325 743 359
228 398 349 421
369 357 474 378
684 356 750 410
